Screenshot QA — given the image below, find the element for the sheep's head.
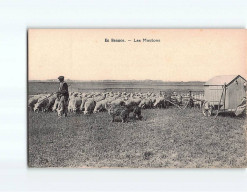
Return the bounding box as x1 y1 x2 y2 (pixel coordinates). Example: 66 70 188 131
33 104 40 112
105 103 114 115
57 109 63 116
83 110 89 115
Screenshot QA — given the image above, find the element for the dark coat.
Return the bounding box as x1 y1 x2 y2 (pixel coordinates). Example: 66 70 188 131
57 82 69 100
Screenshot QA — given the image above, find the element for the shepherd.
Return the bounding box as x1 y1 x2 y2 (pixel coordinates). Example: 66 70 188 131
56 76 69 117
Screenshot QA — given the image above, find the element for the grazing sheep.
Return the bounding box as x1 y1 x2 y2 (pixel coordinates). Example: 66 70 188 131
79 97 89 112
52 98 60 112
194 99 204 109
110 99 126 106
43 94 57 112
125 98 142 107
83 98 96 115
31 90 205 117
93 99 109 113
139 98 153 109
33 98 49 112
28 94 44 111
153 97 166 108
68 96 82 113
93 94 106 102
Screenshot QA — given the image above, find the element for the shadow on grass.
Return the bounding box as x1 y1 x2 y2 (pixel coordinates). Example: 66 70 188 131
217 112 246 119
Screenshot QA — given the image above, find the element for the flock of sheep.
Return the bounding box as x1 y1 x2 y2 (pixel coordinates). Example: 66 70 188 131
28 91 204 121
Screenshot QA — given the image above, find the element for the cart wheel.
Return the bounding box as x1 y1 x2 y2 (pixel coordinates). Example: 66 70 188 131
202 101 213 116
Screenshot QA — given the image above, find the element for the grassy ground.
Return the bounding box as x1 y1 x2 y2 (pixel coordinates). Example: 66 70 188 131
28 108 247 168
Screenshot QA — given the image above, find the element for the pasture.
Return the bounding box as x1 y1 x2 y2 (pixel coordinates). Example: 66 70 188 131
28 108 247 168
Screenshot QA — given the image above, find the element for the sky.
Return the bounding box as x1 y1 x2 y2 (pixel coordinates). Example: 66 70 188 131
28 29 246 81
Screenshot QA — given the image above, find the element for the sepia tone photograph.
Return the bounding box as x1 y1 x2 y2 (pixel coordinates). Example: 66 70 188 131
28 29 247 168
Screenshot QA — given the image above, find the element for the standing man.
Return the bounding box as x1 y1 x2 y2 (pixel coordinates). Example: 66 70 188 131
57 76 69 117
188 90 194 108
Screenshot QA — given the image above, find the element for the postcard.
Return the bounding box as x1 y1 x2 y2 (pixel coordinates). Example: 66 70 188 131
28 29 247 168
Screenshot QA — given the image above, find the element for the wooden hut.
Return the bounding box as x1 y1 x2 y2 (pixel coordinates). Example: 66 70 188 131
204 75 246 112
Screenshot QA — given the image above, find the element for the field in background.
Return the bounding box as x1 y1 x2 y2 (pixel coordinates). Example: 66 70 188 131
28 108 247 168
28 81 204 95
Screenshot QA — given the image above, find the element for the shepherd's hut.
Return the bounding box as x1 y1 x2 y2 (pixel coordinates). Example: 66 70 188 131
204 75 246 112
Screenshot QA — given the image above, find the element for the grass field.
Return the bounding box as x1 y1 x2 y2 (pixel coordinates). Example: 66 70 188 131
28 81 204 95
28 108 247 168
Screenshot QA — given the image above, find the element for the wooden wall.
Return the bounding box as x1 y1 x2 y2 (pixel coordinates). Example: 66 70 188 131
226 76 246 109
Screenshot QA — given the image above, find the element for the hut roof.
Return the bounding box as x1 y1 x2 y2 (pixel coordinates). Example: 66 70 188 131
204 75 246 86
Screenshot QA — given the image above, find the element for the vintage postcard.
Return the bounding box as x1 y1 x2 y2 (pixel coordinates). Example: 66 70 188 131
28 29 247 168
